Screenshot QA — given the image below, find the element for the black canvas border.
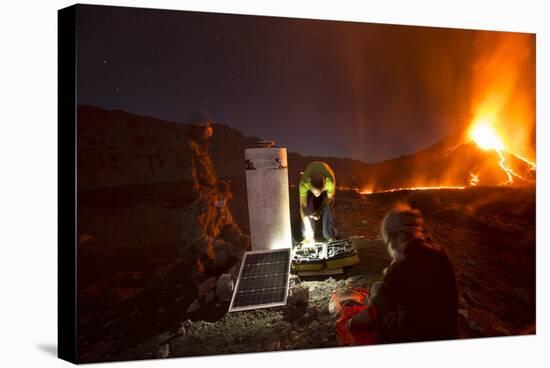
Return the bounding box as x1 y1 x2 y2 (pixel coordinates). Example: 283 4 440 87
58 4 77 364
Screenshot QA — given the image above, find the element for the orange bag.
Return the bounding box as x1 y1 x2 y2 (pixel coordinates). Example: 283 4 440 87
330 288 379 345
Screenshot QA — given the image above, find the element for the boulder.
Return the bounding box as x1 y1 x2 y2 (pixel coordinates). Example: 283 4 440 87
215 273 235 302
227 261 241 279
266 341 281 351
198 276 218 298
177 322 186 336
287 285 309 306
186 299 201 313
288 274 301 288
205 290 215 302
156 344 170 358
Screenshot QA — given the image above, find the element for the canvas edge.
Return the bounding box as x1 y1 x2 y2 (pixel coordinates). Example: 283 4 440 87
58 3 78 364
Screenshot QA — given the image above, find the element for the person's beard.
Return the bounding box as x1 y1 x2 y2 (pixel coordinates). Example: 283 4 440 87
386 238 406 263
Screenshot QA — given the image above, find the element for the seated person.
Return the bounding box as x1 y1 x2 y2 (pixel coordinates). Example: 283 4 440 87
348 205 459 343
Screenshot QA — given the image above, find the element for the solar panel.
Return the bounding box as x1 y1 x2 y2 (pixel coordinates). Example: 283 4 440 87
228 248 291 312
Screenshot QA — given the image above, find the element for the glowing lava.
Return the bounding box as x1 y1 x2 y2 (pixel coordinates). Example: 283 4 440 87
359 186 465 195
470 122 504 151
358 189 373 195
469 120 535 185
469 173 480 186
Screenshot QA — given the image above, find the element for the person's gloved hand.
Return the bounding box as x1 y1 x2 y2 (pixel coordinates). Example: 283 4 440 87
239 234 250 250
309 213 321 221
303 216 315 242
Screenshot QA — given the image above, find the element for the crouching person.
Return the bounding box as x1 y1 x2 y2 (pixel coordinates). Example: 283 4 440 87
348 205 458 343
179 181 250 286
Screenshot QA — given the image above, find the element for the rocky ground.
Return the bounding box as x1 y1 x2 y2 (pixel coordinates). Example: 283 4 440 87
76 182 535 363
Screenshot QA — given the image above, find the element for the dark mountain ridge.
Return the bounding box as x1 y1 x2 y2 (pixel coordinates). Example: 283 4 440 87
76 106 534 192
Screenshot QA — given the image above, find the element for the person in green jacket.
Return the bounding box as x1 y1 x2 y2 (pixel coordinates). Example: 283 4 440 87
299 161 337 242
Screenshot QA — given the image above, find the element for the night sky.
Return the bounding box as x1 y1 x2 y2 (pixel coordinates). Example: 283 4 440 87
76 5 535 163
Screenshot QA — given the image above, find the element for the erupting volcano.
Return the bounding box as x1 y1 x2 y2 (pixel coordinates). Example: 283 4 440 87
468 121 536 186
351 119 536 195
344 32 536 194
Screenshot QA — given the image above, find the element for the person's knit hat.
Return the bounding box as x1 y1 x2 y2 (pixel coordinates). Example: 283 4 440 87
185 110 212 126
381 205 424 235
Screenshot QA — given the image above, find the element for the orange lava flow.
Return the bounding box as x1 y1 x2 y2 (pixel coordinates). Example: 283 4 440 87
367 186 465 194
510 152 536 170
469 173 480 186
469 121 535 186
496 149 519 184
358 189 373 195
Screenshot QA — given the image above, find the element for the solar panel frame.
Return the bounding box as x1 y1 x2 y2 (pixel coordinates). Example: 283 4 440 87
228 248 291 312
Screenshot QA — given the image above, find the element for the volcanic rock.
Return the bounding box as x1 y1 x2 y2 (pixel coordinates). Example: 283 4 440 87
266 341 281 351
287 285 309 306
156 344 170 358
205 290 215 302
308 320 321 335
289 274 301 288
186 299 201 314
306 305 319 318
198 277 217 298
215 273 235 302
177 322 186 336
